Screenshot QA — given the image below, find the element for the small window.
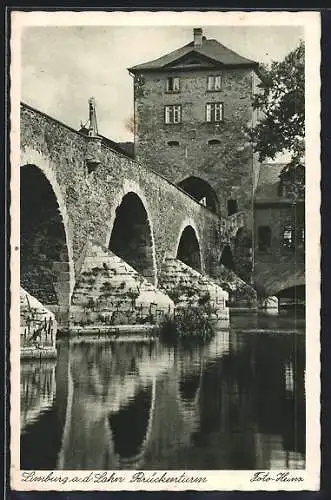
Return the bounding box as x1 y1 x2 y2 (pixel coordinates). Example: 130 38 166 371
207 75 222 91
166 77 180 92
258 226 271 251
227 199 238 216
165 105 182 124
167 140 180 147
200 197 207 207
206 102 224 123
208 139 221 145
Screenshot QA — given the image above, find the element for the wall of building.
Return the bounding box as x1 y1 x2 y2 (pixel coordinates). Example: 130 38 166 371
134 68 256 216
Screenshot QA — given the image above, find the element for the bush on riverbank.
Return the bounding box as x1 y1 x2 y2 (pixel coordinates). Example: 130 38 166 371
159 307 215 346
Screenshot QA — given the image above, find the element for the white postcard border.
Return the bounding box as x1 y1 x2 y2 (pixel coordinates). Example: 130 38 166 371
10 10 321 491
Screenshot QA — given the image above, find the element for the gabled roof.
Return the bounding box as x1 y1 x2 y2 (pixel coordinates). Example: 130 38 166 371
254 163 287 202
128 37 258 73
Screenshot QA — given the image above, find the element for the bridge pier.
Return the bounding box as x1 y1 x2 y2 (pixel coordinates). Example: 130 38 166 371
258 296 279 315
159 255 229 320
69 241 174 330
20 287 57 358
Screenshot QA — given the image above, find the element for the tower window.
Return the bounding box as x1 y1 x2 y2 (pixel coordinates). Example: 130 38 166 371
258 226 271 251
206 102 224 123
167 140 180 147
208 139 221 145
166 77 180 92
207 75 222 91
165 105 182 124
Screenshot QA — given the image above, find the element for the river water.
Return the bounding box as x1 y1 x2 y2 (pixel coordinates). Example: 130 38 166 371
20 311 305 470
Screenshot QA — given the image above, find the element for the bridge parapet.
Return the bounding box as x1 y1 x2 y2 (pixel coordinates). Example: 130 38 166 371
20 102 223 284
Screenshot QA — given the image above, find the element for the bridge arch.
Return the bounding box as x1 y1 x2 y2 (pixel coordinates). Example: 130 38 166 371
20 150 75 324
175 221 203 273
177 176 219 214
275 283 305 306
107 185 157 286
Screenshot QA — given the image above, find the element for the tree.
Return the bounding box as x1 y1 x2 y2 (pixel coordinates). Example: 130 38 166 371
251 40 305 170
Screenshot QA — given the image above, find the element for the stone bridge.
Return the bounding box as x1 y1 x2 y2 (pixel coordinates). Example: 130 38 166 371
254 256 305 300
20 103 248 329
253 192 305 302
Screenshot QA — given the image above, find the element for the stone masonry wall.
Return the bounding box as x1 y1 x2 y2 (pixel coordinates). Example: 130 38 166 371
134 68 256 216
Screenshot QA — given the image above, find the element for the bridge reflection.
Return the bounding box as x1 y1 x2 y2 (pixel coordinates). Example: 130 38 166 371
20 360 57 432
20 323 305 470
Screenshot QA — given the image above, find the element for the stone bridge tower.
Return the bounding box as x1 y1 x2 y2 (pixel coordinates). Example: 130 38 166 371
128 27 262 219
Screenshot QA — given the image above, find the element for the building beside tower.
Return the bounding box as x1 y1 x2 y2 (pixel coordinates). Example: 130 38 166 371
128 27 262 218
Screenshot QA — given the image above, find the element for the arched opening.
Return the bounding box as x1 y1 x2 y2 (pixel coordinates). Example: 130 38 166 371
20 165 71 314
219 245 235 271
177 176 219 214
109 192 155 283
108 384 153 460
233 227 253 283
277 285 305 309
177 226 202 272
227 199 238 216
258 226 272 252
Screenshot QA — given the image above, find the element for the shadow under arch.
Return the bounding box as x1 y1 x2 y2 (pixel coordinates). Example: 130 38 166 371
20 163 74 324
108 192 156 285
176 225 202 272
219 244 235 272
276 284 305 307
177 176 219 214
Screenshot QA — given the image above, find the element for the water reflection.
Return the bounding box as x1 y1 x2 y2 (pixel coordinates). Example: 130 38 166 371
20 314 305 470
21 360 56 432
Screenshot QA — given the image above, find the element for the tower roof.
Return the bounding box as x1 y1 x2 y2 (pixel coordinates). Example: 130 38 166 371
128 28 259 73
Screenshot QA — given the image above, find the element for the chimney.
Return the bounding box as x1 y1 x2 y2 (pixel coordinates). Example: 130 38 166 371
193 28 203 47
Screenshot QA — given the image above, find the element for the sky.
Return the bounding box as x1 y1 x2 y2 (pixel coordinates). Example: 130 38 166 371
21 25 304 142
